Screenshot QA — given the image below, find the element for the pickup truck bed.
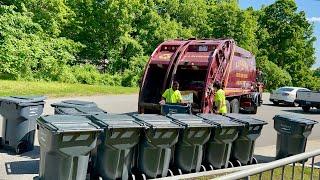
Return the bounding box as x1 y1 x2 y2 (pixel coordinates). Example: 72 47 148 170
295 91 320 112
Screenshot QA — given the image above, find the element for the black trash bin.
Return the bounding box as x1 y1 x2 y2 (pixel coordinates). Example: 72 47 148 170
51 100 106 115
166 114 213 174
274 114 318 159
161 104 191 115
37 115 102 180
89 114 143 180
0 96 46 154
225 113 267 166
132 114 182 179
197 113 243 169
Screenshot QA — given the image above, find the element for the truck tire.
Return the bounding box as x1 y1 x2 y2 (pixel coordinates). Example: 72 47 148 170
302 106 310 112
230 99 240 113
292 102 299 107
251 105 258 114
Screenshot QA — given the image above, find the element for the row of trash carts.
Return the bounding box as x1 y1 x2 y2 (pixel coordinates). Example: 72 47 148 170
0 96 317 180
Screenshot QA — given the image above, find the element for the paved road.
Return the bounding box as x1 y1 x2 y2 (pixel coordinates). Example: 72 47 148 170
0 93 319 179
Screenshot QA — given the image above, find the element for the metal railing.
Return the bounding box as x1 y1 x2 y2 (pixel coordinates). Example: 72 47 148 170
215 149 320 180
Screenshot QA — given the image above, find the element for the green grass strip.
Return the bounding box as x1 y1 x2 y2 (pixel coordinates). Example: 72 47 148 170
191 165 319 180
0 80 138 97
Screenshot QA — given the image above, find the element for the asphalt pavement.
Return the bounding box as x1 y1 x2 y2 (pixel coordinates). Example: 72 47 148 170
0 93 319 179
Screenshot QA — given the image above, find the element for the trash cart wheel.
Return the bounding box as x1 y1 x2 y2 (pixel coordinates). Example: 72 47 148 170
227 161 234 168
141 174 147 180
167 169 174 177
251 157 258 164
178 169 182 175
16 141 28 154
131 174 136 180
209 164 214 170
234 160 242 167
200 165 206 172
302 106 310 112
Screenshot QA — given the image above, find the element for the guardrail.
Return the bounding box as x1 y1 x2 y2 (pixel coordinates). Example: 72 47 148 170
215 149 320 180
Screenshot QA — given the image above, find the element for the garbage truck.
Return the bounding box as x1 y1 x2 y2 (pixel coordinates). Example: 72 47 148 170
138 39 263 114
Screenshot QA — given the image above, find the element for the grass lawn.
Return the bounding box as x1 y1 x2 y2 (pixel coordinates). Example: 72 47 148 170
250 165 319 180
0 80 139 97
194 165 319 180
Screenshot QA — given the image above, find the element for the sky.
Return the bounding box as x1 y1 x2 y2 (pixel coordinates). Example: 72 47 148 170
239 0 320 68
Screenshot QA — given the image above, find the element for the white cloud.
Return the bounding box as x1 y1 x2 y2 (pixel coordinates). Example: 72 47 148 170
307 17 320 23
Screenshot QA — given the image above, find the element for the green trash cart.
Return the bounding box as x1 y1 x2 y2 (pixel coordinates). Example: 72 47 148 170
0 96 46 154
274 114 318 159
89 114 143 180
132 114 182 179
166 113 213 174
225 113 267 166
197 113 243 169
37 115 102 180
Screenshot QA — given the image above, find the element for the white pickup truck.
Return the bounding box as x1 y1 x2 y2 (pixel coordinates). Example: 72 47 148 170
295 90 320 112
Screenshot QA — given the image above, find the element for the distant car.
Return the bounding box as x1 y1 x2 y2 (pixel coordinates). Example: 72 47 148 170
269 87 310 106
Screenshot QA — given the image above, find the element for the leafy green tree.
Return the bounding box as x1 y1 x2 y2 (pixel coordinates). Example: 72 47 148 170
157 0 209 35
201 1 259 53
63 0 144 69
2 0 73 36
0 5 82 80
258 58 292 90
132 1 193 55
314 67 320 78
258 0 316 87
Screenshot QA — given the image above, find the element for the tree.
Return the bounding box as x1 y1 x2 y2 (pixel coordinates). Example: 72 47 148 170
314 67 320 78
2 0 73 36
0 5 82 80
258 0 316 87
258 58 292 91
200 1 259 53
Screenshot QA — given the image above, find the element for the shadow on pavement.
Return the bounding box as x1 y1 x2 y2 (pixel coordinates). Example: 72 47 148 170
0 146 40 159
263 103 295 107
19 146 40 159
5 160 39 174
282 109 320 115
254 155 275 163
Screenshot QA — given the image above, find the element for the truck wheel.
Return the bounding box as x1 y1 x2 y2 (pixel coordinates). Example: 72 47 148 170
226 100 230 113
273 101 279 105
230 99 240 113
302 106 310 112
251 106 258 114
292 102 299 107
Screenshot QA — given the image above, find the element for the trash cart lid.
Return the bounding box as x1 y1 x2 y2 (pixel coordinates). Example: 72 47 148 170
166 114 214 128
62 100 96 106
90 114 142 129
197 113 243 127
225 113 267 126
37 115 101 133
56 106 106 115
51 100 97 108
132 114 182 129
0 96 46 106
273 114 318 125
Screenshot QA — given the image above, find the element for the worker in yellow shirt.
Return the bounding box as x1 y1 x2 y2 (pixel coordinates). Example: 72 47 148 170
213 81 227 115
159 81 182 104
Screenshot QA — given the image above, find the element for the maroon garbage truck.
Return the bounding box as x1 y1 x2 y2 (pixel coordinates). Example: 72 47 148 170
138 39 263 114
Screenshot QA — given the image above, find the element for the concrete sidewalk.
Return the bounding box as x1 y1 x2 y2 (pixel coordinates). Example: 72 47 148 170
255 139 320 166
